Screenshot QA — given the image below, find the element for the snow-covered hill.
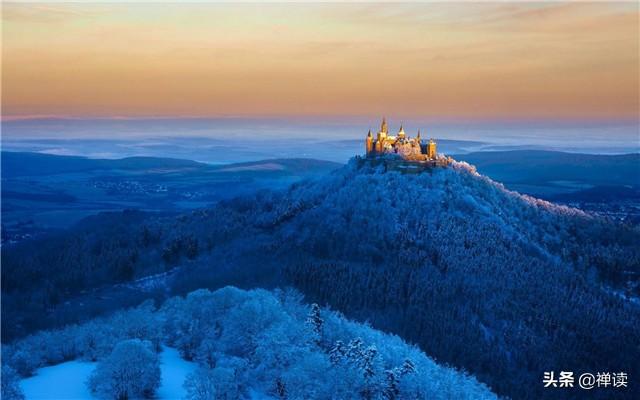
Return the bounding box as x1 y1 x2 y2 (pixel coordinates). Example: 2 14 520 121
3 157 639 399
3 287 496 400
206 158 640 399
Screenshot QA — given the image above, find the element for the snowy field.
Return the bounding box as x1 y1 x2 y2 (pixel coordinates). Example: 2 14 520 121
156 347 197 399
20 361 95 399
20 346 195 400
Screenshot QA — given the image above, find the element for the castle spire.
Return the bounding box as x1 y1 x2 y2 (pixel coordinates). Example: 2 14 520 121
367 129 372 137
380 117 388 134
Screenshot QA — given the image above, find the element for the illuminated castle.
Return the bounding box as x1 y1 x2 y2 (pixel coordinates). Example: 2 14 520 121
365 117 440 162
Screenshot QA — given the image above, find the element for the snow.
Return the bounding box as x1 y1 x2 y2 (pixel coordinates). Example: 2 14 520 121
156 345 198 399
248 389 273 399
20 346 196 400
20 360 96 399
117 267 179 292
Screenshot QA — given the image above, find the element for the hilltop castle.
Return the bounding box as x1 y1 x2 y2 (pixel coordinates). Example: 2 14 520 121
365 118 445 165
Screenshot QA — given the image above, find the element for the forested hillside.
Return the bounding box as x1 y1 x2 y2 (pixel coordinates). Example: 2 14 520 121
3 158 639 399
2 287 495 400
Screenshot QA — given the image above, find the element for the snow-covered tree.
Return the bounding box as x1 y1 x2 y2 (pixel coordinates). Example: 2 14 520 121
1 366 25 400
346 338 364 363
195 338 218 369
329 340 347 364
8 287 497 400
184 366 240 400
273 377 287 400
88 339 160 400
400 359 416 376
383 369 400 400
361 346 378 380
305 303 323 345
7 349 39 377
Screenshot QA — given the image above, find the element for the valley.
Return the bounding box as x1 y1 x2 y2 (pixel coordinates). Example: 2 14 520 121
1 152 341 245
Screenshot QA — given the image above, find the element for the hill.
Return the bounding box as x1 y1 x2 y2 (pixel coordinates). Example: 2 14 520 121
455 150 640 194
1 152 342 244
1 152 205 178
1 151 341 178
2 158 639 399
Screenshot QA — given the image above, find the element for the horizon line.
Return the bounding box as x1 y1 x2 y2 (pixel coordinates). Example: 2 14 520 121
2 114 639 125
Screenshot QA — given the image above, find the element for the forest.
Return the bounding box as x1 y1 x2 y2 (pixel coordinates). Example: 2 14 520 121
2 287 495 399
2 158 639 399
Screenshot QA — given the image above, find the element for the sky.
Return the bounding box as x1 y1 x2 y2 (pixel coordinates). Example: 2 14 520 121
2 2 639 122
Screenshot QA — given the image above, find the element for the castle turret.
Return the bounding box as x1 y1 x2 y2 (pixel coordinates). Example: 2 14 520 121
366 129 373 154
416 129 421 143
427 138 437 159
380 117 388 134
397 124 406 139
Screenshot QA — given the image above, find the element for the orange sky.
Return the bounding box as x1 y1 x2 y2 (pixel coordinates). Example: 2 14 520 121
2 2 639 120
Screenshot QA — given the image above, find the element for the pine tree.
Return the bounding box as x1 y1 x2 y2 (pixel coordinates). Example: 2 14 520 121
274 377 287 400
305 303 323 345
383 369 400 400
346 338 364 364
358 345 380 400
361 346 378 380
329 340 347 364
400 358 416 376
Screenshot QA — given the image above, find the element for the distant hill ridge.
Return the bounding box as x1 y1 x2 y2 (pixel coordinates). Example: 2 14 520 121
456 150 640 186
1 151 341 178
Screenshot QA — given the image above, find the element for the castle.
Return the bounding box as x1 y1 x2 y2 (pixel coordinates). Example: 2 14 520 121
365 118 444 165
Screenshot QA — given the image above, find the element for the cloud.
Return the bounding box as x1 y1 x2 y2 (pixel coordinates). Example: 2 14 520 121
36 147 77 156
2 3 108 23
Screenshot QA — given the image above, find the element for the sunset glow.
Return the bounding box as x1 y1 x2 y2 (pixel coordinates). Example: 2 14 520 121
3 2 639 120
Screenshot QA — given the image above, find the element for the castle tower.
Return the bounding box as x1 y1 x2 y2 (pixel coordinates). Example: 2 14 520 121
414 129 422 151
366 129 373 154
427 138 437 159
377 117 387 150
397 124 406 139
